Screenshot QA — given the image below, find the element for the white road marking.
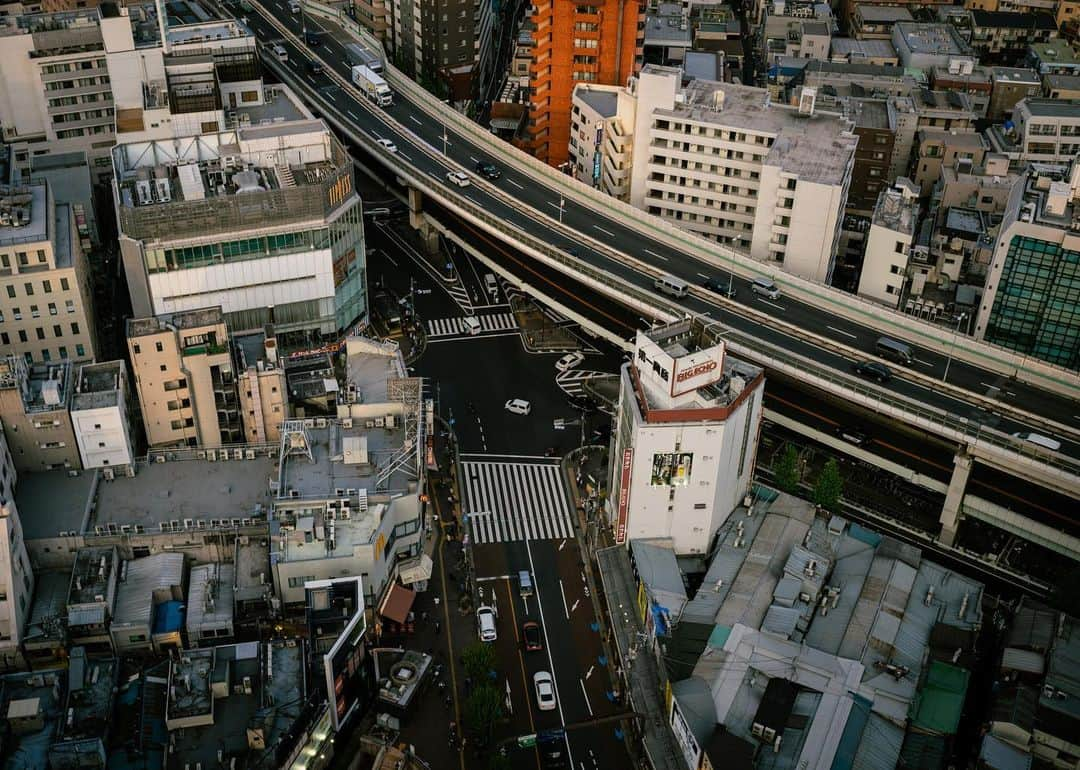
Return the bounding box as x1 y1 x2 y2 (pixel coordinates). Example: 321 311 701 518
506 179 524 190
570 599 580 613
397 151 411 161
757 298 784 311
593 225 615 237
584 665 594 680
579 679 594 716
469 156 478 163
914 358 933 366
644 249 668 262
408 115 422 125
347 110 360 119
826 325 857 340
696 272 709 279
559 579 570 619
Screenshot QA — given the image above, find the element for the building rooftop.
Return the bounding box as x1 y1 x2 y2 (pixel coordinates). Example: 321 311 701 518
68 547 118 611
575 85 620 119
1029 42 1080 66
894 22 972 57
849 97 891 129
15 470 95 539
917 87 974 113
344 336 408 406
944 206 988 237
830 38 898 62
92 454 277 533
645 3 692 46
667 75 857 183
0 357 72 414
23 570 70 648
873 185 919 235
0 182 48 247
57 648 116 742
377 649 434 710
1018 97 1080 118
164 642 303 770
112 552 185 630
186 562 235 636
70 361 124 411
991 66 1042 85
855 4 913 23
1044 73 1080 90
0 669 64 770
971 9 1057 30
127 307 225 338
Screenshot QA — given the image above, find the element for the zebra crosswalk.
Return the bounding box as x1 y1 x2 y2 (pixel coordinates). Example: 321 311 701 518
555 369 606 398
427 312 517 338
461 461 574 544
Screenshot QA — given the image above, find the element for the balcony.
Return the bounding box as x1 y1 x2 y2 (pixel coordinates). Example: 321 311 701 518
181 343 229 357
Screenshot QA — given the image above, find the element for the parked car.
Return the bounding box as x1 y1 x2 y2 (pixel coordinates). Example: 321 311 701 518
555 352 584 372
505 398 532 415
446 170 470 187
533 671 557 711
702 275 737 298
522 621 543 651
852 360 892 383
374 137 397 153
474 160 501 179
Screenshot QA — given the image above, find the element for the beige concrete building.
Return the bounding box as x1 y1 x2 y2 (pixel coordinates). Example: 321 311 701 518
70 359 135 472
0 425 35 671
233 328 287 445
0 355 81 472
0 181 97 365
127 308 242 449
913 130 990 196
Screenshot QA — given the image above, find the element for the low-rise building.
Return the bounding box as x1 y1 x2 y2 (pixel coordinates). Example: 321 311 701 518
892 21 978 71
829 38 900 65
989 97 1080 163
989 67 1043 120
186 562 235 647
850 4 914 40
0 180 98 365
0 355 80 472
47 647 117 770
974 161 1080 369
608 319 765 555
110 551 185 654
913 129 991 195
1027 41 1080 74
70 360 134 473
968 10 1059 58
1043 72 1080 98
66 546 119 654
569 84 634 200
233 328 287 444
846 97 896 212
857 179 921 306
0 428 33 672
931 65 992 116
21 569 69 668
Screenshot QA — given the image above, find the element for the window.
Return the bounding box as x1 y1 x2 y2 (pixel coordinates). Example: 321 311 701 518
160 364 167 372
58 346 67 358
18 330 27 343
133 343 140 354
30 305 39 318
43 280 51 293
5 287 13 299
155 341 163 352
75 344 85 356
60 277 69 291
24 283 33 296
65 300 75 313
42 349 51 362
0 334 7 346
48 302 57 315
895 240 906 254
36 327 45 340
53 325 62 337
70 322 80 335
288 576 316 588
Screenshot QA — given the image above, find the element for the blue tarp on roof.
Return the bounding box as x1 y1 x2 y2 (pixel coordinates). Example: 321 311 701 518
707 624 732 650
831 694 872 770
848 523 883 547
152 600 185 635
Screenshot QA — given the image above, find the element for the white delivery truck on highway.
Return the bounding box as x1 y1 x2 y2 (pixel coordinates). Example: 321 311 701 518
352 64 392 107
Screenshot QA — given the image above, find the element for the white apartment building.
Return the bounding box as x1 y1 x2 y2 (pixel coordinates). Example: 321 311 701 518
0 181 98 365
113 97 367 350
70 360 135 472
1005 98 1080 164
857 178 920 307
569 84 635 199
0 426 34 671
609 319 765 556
572 65 858 283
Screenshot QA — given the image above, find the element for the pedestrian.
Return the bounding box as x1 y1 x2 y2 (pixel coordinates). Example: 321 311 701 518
434 596 441 608
421 610 428 623
435 621 442 635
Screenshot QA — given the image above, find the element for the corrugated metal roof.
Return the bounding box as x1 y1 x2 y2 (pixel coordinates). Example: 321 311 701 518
112 553 185 628
1001 647 1044 675
762 605 801 639
631 540 687 608
979 734 1032 770
1006 600 1055 650
186 563 235 633
671 677 717 744
910 661 970 735
68 606 106 626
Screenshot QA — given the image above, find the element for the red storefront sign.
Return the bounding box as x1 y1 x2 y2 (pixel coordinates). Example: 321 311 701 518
616 448 633 544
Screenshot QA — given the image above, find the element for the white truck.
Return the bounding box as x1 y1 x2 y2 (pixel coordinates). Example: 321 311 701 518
352 64 392 107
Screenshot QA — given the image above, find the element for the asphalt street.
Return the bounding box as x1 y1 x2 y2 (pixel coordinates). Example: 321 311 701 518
238 1 1080 465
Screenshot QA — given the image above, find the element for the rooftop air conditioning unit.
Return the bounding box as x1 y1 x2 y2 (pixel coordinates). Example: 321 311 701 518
342 418 353 428
156 455 166 463
103 468 115 481
245 450 256 459
207 450 217 461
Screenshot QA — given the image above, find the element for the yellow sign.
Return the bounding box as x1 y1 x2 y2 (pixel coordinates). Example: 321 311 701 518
375 533 386 561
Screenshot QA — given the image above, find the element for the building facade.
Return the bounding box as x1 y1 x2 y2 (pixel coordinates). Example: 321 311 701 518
70 360 135 472
857 179 920 306
0 426 34 671
0 181 98 365
0 355 81 472
974 162 1080 369
609 320 764 555
521 0 643 168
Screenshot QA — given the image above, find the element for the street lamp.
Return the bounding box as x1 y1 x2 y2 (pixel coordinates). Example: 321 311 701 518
943 312 967 383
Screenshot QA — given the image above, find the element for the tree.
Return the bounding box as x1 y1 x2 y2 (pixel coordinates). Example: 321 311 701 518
813 458 844 512
464 684 503 745
461 642 496 682
773 443 801 493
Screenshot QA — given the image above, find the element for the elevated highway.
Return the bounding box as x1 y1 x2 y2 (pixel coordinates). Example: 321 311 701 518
237 1 1080 505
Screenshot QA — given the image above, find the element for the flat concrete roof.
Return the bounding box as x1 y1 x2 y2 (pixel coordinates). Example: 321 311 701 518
15 470 95 539
576 87 620 119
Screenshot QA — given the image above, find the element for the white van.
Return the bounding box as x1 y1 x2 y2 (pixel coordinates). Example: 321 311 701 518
1012 432 1062 452
751 278 781 299
653 273 689 298
271 44 288 62
476 606 497 642
463 316 481 335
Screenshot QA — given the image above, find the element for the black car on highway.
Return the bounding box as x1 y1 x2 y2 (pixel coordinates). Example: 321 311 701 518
474 161 501 179
852 360 892 383
702 275 737 298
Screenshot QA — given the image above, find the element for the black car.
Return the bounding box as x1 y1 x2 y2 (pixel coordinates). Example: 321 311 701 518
852 360 892 383
474 160 501 179
702 275 737 298
834 425 869 446
305 30 322 46
308 59 324 74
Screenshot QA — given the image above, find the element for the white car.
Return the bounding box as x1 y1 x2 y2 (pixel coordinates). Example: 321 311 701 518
505 399 531 415
446 170 471 187
375 138 397 153
476 606 497 642
533 671 556 711
555 352 584 372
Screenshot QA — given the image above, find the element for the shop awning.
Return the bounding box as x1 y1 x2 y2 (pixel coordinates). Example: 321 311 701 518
378 582 416 624
398 553 434 585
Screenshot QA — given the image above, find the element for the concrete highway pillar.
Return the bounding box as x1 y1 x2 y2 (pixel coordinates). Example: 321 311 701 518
408 187 424 231
938 452 972 546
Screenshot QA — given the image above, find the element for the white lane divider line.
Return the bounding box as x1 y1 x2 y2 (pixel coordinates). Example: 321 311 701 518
826 325 857 340
593 225 615 237
644 249 668 262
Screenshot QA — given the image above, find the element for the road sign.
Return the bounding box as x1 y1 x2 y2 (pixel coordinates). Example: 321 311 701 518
517 734 537 748
553 419 565 430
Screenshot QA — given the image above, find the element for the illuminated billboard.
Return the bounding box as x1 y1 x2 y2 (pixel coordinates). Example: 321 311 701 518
650 453 693 487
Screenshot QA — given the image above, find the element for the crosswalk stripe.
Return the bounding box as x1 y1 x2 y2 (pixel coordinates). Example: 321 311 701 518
427 312 517 338
463 460 574 544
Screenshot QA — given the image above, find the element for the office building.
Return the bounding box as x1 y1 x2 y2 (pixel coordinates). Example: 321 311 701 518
846 98 896 212
70 360 135 472
974 161 1080 369
0 355 81 471
233 328 287 444
857 179 920 306
113 92 367 348
608 318 764 555
622 67 858 282
0 181 98 365
0 8 116 181
520 0 643 168
990 98 1080 163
